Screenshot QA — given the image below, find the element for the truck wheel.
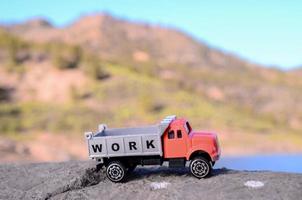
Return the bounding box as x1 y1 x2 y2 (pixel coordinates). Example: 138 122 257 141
189 157 212 178
106 160 126 182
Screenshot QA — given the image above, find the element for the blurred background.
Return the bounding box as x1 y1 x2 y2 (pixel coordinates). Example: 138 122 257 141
0 0 301 172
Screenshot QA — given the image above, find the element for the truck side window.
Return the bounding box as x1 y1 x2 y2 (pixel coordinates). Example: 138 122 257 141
184 122 192 134
168 130 175 139
177 130 182 138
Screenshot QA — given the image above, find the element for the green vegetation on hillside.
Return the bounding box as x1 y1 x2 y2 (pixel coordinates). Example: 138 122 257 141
0 30 29 71
0 30 107 80
0 62 298 139
50 44 82 69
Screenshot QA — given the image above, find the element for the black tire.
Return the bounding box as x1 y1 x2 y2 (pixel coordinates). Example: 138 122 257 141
189 157 212 178
106 160 127 182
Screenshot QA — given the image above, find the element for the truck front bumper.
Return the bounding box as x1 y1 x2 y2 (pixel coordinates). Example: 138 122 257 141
211 148 221 161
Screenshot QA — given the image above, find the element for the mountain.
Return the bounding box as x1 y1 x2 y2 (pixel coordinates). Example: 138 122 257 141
0 13 302 160
4 15 248 69
8 14 301 125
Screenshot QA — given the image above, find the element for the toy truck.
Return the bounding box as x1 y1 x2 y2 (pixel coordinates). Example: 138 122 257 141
85 115 220 182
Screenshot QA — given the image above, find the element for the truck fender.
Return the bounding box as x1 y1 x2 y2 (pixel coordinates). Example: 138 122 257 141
186 149 212 162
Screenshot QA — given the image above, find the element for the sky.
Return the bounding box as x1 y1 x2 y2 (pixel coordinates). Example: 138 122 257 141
0 0 302 69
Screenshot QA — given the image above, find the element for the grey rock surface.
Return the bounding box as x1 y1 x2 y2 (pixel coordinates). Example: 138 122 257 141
0 161 301 200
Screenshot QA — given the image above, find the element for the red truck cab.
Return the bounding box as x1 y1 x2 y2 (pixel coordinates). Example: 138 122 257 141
163 118 220 166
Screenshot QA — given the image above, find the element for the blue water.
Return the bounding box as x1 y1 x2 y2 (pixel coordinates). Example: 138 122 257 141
214 154 302 173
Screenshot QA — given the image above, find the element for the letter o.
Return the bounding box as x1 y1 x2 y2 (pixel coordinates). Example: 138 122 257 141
112 143 120 151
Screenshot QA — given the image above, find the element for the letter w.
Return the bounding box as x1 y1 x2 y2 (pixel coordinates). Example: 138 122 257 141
91 144 102 153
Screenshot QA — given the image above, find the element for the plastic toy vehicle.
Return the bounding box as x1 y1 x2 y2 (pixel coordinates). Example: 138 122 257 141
85 115 220 182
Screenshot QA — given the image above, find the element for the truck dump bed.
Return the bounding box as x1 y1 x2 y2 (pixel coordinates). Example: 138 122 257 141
85 116 176 159
94 125 160 137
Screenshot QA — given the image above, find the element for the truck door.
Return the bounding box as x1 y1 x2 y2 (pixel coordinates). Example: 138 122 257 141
163 127 188 158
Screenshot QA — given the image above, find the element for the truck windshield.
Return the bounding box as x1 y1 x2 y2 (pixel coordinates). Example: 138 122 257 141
184 121 192 134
